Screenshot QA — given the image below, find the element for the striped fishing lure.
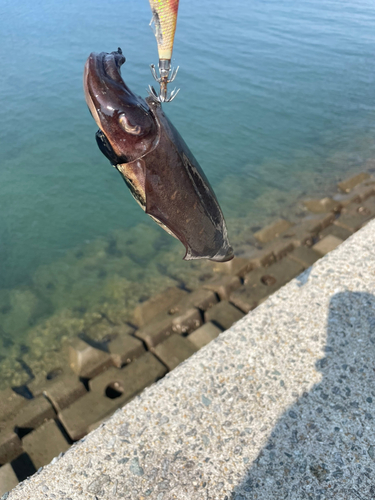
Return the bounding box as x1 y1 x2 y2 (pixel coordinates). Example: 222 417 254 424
149 0 180 61
148 0 180 102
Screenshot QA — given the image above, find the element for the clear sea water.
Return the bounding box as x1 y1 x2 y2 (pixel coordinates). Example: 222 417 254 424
0 0 375 387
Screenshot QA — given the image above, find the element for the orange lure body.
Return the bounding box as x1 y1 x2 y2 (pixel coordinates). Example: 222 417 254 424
149 0 180 61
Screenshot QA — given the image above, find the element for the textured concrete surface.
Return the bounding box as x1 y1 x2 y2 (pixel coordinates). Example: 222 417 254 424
6 219 375 500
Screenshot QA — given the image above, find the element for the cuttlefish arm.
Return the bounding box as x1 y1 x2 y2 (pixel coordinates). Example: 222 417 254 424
84 48 233 262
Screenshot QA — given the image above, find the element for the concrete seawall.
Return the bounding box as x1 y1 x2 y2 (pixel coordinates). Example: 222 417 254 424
5 212 375 498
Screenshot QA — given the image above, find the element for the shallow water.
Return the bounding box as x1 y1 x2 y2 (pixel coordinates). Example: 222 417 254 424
0 0 375 387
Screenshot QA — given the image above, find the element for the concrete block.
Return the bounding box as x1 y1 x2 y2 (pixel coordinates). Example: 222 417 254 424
0 427 23 465
263 238 294 261
135 314 174 348
246 247 276 268
312 235 343 256
83 318 117 343
279 223 313 247
0 463 19 496
306 213 336 233
15 395 55 433
135 307 202 348
245 258 304 288
334 202 373 232
332 191 361 207
229 282 266 313
58 391 116 441
254 219 293 244
342 201 372 215
203 275 242 300
361 194 375 211
153 335 198 371
319 223 353 241
226 245 277 270
108 334 145 368
204 301 244 330
0 389 27 423
303 197 341 213
89 353 166 395
338 172 370 193
278 216 331 247
209 257 258 278
43 374 87 413
172 288 218 313
288 246 321 268
81 320 135 347
335 215 364 233
28 368 65 398
22 420 70 470
112 323 136 336
69 338 112 379
351 182 375 201
138 295 213 344
188 322 222 349
231 266 278 313
231 258 304 313
133 287 188 327
171 308 202 334
60 353 166 441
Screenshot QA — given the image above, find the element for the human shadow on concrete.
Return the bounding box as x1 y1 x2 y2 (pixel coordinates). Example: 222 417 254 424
231 291 375 499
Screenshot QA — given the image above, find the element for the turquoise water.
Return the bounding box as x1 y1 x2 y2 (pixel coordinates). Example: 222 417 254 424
0 0 375 386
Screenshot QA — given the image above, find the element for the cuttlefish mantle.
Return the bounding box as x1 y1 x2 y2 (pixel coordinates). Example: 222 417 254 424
84 48 233 262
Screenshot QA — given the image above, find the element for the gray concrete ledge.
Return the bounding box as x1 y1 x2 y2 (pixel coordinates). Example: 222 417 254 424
6 219 375 499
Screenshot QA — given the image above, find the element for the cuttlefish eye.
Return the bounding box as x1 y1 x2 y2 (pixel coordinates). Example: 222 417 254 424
119 113 142 135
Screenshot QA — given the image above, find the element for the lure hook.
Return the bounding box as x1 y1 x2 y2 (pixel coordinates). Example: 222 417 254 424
148 60 180 103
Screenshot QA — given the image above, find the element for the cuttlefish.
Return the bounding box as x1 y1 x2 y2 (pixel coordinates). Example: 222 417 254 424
83 48 233 262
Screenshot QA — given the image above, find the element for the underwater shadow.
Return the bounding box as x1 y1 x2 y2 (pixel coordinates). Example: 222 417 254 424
231 291 375 499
